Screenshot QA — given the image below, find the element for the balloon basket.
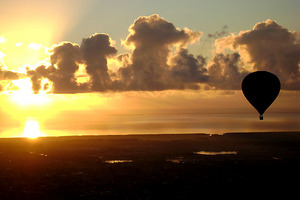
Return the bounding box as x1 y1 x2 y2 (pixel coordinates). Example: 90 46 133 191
259 115 263 120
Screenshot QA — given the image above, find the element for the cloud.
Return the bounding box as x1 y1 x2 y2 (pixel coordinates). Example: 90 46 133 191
0 63 20 81
27 34 117 93
214 19 300 90
124 15 201 48
27 42 86 94
170 48 208 89
24 17 300 93
0 51 21 89
207 53 248 90
3 71 19 80
117 14 203 91
207 25 229 39
0 67 21 92
28 43 43 50
81 33 117 91
28 14 207 93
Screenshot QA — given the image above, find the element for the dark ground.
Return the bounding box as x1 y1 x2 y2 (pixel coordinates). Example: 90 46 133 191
0 132 299 199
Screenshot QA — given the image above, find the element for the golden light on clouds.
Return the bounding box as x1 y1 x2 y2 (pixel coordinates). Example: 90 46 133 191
0 7 298 138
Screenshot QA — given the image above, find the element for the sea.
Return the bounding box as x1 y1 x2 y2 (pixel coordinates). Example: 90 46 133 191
1 112 298 138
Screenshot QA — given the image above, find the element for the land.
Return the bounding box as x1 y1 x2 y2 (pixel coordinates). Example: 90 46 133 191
0 132 299 199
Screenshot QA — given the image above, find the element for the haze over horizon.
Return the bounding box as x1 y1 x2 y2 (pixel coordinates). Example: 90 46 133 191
0 0 299 138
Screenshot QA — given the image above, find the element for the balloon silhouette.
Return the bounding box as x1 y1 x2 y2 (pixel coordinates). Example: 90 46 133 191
242 71 280 120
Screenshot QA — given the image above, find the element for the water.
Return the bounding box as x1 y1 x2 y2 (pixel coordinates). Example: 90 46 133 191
104 160 133 164
1 113 299 138
47 112 299 135
194 151 238 155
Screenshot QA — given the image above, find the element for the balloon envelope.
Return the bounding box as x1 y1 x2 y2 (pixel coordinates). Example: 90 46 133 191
242 71 280 120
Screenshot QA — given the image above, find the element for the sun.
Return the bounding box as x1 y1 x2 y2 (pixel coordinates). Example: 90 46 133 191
23 120 41 139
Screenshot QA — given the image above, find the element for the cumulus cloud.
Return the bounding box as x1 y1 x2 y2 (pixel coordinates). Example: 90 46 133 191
207 53 248 90
214 19 300 90
28 14 206 93
81 33 117 91
118 14 204 91
3 71 19 80
0 59 20 81
27 42 86 93
0 66 21 92
170 48 208 89
27 34 117 93
24 16 300 93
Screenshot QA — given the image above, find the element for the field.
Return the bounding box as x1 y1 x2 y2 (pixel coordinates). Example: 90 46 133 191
0 132 299 199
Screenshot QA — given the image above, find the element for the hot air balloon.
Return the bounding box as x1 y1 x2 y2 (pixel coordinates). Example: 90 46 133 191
242 71 280 120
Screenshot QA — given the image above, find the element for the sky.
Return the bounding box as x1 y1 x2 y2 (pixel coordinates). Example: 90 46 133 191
0 0 299 137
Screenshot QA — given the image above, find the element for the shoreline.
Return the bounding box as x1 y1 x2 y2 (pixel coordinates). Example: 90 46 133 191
1 130 299 140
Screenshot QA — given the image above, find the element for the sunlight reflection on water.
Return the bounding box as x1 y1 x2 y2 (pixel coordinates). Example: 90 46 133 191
104 160 133 164
194 151 238 155
39 113 300 137
166 157 184 163
0 113 299 138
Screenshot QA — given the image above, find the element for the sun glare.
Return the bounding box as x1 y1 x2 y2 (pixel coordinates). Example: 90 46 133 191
10 78 50 105
23 120 41 139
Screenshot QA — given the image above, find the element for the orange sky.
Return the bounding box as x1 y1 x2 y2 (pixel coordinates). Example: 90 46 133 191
0 1 299 138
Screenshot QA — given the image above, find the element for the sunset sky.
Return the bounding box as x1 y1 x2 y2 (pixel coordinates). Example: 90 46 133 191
0 0 299 138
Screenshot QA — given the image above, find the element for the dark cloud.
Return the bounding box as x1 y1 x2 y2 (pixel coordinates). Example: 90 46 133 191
118 14 203 91
27 67 42 93
3 71 19 80
216 19 300 90
25 17 300 93
0 69 21 92
27 65 55 94
170 48 208 89
0 64 20 80
27 34 117 93
207 53 248 90
207 25 229 39
49 42 84 93
0 63 21 91
0 66 20 93
27 42 87 94
81 34 117 91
